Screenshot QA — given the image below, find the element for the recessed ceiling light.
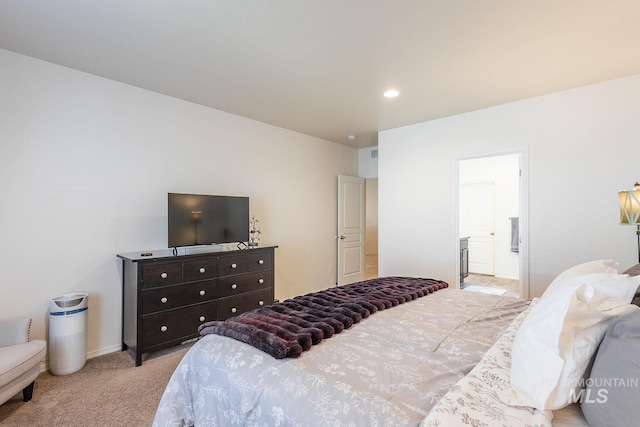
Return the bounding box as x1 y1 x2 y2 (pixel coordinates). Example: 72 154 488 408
347 134 357 141
384 89 399 98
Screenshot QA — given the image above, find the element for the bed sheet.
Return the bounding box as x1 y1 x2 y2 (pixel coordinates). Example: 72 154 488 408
422 299 592 427
154 288 529 427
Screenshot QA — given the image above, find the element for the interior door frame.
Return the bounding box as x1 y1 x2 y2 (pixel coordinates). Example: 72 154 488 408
454 148 529 299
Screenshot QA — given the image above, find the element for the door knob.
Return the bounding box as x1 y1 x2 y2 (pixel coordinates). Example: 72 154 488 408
339 235 346 240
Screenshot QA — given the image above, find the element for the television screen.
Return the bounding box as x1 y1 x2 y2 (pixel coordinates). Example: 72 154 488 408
168 193 249 247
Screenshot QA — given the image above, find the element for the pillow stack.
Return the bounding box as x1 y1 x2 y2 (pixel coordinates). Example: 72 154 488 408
498 260 640 410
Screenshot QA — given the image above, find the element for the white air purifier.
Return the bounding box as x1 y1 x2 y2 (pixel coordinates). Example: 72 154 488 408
49 293 89 375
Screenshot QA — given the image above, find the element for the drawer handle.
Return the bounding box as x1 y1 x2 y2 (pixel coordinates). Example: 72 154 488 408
160 325 168 332
161 297 168 303
258 278 264 284
231 284 237 290
160 272 168 279
259 300 264 306
231 307 237 314
199 267 206 274
231 263 237 269
199 316 205 322
199 290 206 296
258 259 264 265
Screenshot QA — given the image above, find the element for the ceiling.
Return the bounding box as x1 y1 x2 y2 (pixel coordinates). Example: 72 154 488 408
2 1 640 148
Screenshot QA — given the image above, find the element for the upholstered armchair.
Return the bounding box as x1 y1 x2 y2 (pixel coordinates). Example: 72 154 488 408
0 318 47 405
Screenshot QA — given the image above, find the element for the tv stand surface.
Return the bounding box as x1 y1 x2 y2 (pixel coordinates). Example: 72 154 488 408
118 245 277 366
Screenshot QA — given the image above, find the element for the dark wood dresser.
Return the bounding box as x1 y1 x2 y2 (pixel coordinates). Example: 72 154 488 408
117 245 277 365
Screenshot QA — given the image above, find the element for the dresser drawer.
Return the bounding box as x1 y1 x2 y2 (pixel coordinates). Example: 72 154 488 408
142 280 217 314
218 272 272 298
142 301 217 349
218 251 273 277
218 288 273 320
142 262 183 288
183 258 217 282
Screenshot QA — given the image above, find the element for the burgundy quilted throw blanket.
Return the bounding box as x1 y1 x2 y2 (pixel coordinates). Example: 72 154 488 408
198 276 448 359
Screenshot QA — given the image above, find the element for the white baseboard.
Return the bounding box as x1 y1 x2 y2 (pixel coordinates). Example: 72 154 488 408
88 344 123 359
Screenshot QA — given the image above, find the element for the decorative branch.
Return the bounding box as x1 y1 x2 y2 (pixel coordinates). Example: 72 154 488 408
249 215 261 246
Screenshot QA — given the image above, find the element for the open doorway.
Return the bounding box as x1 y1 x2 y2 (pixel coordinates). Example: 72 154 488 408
365 178 378 279
458 153 524 298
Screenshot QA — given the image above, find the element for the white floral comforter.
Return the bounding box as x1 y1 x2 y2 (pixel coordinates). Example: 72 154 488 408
153 289 529 427
421 299 555 427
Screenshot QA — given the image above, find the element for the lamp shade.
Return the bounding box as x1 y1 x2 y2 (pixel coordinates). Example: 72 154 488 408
619 183 640 225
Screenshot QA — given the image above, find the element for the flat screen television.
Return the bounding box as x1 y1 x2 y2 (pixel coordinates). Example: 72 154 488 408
168 193 249 248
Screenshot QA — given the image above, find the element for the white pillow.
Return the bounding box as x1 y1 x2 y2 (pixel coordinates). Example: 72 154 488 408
544 259 619 295
498 272 640 410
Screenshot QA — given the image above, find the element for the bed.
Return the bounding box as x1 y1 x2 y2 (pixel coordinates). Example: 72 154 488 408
153 261 640 427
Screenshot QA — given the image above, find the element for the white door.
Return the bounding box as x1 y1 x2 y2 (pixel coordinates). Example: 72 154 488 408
337 175 365 285
460 182 495 275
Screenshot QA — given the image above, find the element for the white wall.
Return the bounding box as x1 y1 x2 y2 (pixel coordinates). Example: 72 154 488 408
459 154 519 279
379 74 640 298
358 146 378 179
0 49 358 357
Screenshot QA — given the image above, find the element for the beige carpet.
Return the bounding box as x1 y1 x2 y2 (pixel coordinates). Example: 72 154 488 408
0 345 190 427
